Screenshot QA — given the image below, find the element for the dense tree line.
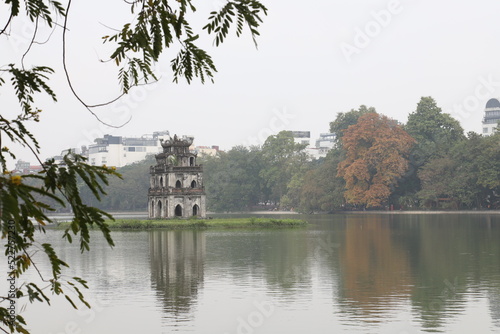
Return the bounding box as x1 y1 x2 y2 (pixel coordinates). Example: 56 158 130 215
203 96 499 211
82 97 499 212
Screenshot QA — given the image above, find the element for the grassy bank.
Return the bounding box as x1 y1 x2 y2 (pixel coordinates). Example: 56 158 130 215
56 218 308 230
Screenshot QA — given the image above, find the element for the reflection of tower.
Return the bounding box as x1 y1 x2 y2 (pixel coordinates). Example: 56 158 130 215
148 134 206 218
149 230 205 315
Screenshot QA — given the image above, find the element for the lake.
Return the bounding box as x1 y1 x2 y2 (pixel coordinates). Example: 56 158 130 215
7 213 500 333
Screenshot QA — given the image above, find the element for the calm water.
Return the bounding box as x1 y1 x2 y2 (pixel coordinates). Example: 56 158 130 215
8 213 500 333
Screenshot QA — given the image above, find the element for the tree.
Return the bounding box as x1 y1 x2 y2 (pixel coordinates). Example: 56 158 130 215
417 132 500 209
296 106 377 212
79 155 155 211
337 113 415 208
417 156 461 208
392 97 465 204
298 148 345 213
405 97 465 167
329 105 375 148
1 1 267 332
475 132 500 197
203 146 264 212
259 131 308 206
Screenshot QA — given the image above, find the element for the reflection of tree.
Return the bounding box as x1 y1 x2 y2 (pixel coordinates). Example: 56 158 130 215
203 229 314 300
149 230 205 318
200 229 314 302
485 215 500 329
262 230 312 296
338 215 412 321
489 288 500 328
391 214 500 331
408 215 470 330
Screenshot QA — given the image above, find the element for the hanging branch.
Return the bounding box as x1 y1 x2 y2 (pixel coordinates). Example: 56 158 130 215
61 0 131 128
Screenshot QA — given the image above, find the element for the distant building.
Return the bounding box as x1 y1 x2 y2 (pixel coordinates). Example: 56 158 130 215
13 160 43 174
15 160 30 173
291 131 311 146
51 147 88 165
148 135 206 219
88 131 170 167
482 98 500 135
290 131 335 159
192 145 220 157
315 133 335 157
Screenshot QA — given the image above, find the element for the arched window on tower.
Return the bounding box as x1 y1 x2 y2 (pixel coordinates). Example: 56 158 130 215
157 200 162 218
175 204 182 217
175 180 182 188
190 157 195 166
191 180 197 188
159 176 163 188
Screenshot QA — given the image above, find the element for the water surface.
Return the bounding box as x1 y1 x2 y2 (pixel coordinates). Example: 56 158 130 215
8 213 500 333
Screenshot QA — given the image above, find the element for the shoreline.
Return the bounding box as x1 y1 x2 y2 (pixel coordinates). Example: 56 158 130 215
334 210 500 215
219 210 500 215
54 217 308 230
46 209 500 221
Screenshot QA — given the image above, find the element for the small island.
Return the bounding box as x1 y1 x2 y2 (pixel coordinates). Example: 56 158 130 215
56 218 308 230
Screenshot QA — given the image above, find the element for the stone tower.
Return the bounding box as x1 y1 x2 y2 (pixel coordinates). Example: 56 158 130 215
148 135 206 219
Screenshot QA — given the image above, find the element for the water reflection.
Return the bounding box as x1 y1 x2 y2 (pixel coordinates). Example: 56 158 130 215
332 214 500 333
203 230 316 301
25 214 500 333
259 230 313 298
143 214 500 333
149 230 205 320
338 215 412 322
489 288 500 329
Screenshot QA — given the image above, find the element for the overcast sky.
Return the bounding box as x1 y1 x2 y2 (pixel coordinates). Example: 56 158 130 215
3 0 500 165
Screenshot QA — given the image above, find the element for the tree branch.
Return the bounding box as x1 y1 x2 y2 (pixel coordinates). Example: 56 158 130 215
0 13 13 36
62 0 131 128
21 17 40 70
23 248 49 283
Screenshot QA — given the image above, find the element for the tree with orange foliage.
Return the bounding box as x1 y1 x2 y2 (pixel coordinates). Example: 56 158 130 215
337 113 415 208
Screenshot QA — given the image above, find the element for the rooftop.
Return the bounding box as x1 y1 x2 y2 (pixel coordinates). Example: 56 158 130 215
485 98 500 109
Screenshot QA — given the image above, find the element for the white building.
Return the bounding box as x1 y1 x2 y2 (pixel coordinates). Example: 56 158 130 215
291 131 311 146
315 133 335 156
51 147 87 165
483 98 500 135
88 131 170 167
290 131 335 159
305 133 335 159
192 145 220 157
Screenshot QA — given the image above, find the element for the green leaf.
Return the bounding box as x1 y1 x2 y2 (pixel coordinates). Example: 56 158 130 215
65 295 78 309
